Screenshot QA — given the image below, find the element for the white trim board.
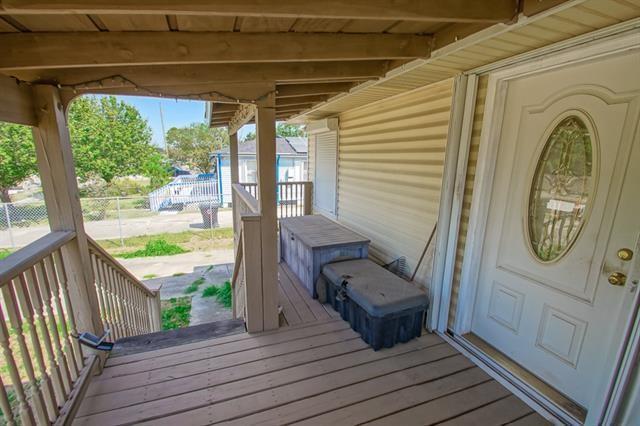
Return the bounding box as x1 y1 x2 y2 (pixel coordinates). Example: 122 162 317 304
445 28 640 425
429 74 477 331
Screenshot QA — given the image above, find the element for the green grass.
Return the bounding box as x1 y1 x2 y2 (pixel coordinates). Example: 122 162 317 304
143 273 158 279
116 239 188 259
172 272 186 277
99 229 233 250
161 297 192 330
0 249 13 260
184 277 205 294
202 281 232 308
97 229 234 258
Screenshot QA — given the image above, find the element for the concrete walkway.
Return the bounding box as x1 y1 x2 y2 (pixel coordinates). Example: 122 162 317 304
119 250 234 326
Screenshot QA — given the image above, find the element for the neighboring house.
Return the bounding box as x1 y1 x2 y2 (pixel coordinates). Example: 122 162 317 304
213 136 308 205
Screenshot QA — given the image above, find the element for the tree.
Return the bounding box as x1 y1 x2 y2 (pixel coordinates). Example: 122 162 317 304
0 123 37 202
166 123 229 174
241 131 256 142
240 122 305 143
68 96 167 183
276 123 306 138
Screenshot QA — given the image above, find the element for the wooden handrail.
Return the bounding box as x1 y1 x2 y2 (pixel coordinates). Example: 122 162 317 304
233 183 259 214
231 228 243 289
86 236 155 297
0 230 75 285
86 235 161 339
0 230 84 425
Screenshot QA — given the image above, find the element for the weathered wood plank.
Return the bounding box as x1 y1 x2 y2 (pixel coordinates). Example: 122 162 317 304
364 380 512 425
2 0 519 23
105 310 341 367
277 265 317 323
278 280 303 325
437 395 535 426
0 32 431 70
97 319 350 379
133 335 445 425
78 331 363 416
224 355 479 426
280 262 330 321
255 97 280 331
0 73 36 125
12 61 391 87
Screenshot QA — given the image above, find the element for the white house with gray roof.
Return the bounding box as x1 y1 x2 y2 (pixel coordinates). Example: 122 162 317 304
212 136 308 205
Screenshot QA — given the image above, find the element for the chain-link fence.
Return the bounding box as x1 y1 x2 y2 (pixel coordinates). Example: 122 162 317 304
0 195 234 249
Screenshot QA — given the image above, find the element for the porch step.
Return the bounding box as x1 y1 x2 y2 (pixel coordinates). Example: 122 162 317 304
110 319 245 357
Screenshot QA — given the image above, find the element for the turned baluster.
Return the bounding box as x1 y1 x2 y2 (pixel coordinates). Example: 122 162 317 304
23 267 66 407
2 282 49 423
34 261 73 394
0 290 36 426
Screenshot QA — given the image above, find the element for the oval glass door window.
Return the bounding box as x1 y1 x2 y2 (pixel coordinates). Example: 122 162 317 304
528 116 594 262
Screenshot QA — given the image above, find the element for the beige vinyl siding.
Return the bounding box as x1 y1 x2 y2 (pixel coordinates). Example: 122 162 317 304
336 78 453 286
447 75 489 328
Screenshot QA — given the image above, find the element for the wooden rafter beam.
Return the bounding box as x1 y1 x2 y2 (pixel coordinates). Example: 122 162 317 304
2 0 519 23
211 103 240 114
276 82 356 98
11 61 391 87
228 103 257 135
60 81 277 103
0 32 431 70
275 95 329 108
276 104 314 113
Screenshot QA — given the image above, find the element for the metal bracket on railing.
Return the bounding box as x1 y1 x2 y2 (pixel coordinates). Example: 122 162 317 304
72 329 113 351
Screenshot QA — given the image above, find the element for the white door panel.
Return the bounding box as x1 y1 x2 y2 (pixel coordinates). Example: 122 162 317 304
471 51 640 412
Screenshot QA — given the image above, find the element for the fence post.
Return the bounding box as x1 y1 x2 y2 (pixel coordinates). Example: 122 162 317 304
304 182 313 216
116 197 124 248
3 203 15 248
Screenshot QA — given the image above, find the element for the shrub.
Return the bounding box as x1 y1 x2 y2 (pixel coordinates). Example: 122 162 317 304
118 239 188 259
202 281 232 308
161 297 191 330
202 285 218 298
184 277 205 294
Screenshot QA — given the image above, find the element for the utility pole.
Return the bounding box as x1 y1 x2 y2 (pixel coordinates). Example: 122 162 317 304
159 102 168 157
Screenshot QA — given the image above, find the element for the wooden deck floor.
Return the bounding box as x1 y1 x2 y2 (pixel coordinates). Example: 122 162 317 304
278 262 340 325
75 263 551 425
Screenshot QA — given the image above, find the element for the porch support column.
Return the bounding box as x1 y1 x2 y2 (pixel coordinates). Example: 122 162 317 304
255 92 279 331
229 131 240 247
31 85 103 337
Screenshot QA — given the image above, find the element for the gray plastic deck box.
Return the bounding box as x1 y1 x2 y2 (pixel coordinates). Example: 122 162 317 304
280 215 369 298
322 259 428 350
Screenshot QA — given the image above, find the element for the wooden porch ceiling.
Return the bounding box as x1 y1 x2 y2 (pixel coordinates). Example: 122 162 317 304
0 0 541 126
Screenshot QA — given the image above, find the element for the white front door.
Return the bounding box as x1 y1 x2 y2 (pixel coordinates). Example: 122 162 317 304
471 50 640 415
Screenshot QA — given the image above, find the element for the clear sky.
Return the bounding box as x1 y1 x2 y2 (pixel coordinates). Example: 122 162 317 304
104 95 255 147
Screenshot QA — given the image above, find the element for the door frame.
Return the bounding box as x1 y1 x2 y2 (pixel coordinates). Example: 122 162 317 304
439 24 640 424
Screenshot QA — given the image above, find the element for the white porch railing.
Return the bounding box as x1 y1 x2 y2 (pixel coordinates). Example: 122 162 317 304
0 232 161 425
240 181 313 219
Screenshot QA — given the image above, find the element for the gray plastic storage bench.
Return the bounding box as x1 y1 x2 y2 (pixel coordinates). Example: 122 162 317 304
280 215 370 298
322 259 428 350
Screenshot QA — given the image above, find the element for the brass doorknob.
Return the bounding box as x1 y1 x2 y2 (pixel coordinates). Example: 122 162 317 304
617 248 634 261
608 272 627 286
